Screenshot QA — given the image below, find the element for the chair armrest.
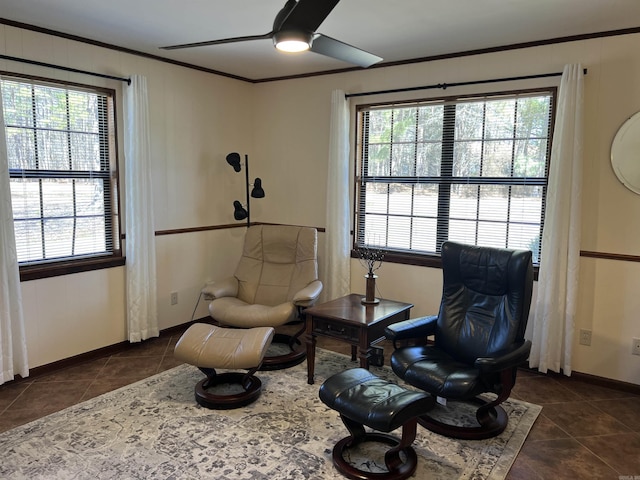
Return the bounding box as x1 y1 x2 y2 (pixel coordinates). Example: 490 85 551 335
385 315 438 343
474 340 532 373
201 277 238 301
293 280 323 307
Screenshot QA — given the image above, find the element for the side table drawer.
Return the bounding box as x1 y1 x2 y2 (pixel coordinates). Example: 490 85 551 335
313 318 359 342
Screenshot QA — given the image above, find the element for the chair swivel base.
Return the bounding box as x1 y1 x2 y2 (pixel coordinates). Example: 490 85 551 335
333 432 418 480
195 372 262 409
259 333 306 371
417 397 508 440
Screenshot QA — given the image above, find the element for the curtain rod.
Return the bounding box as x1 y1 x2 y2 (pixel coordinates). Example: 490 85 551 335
345 68 588 99
0 54 131 85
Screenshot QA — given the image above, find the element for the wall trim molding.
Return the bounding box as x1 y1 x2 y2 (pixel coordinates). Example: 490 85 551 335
580 250 640 263
2 17 639 83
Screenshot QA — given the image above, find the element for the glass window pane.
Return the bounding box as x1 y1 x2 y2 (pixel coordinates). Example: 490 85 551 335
387 216 411 250
43 218 74 259
477 221 507 248
450 185 478 220
1 81 33 127
449 219 477 245
413 184 438 218
6 127 36 169
417 105 443 141
412 217 437 253
482 140 513 177
478 185 509 221
365 184 388 214
453 140 482 177
367 110 392 143
75 217 106 255
391 143 415 176
41 179 74 218
388 184 412 215
75 179 105 216
392 107 417 143
516 96 550 138
36 130 70 170
484 99 515 139
14 220 43 263
70 132 100 170
416 142 441 176
10 179 41 219
455 103 484 140
514 138 547 177
366 144 390 176
68 91 99 133
364 214 387 247
34 85 68 130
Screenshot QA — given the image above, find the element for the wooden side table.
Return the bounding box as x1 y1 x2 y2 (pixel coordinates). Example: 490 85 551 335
304 294 413 384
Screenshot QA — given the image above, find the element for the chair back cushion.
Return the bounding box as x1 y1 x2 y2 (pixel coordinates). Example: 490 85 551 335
234 225 318 306
436 241 533 364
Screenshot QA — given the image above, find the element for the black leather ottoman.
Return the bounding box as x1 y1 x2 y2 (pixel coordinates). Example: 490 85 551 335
319 368 434 480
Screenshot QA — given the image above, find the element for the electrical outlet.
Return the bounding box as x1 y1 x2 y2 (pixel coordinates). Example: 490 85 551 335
170 292 178 305
632 337 640 356
579 329 592 346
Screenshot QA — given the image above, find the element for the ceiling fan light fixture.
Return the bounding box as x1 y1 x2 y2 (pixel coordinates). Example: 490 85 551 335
273 30 313 53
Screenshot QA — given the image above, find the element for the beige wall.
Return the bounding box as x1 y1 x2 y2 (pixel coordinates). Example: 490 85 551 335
2 23 639 385
252 34 640 385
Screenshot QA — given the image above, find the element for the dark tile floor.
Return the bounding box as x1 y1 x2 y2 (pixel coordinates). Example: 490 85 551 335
1 325 638 479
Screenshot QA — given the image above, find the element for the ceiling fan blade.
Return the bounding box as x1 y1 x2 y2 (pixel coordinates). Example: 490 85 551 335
310 34 382 68
160 32 273 50
279 0 341 32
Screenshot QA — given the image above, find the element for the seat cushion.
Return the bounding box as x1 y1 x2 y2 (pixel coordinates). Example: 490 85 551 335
390 345 483 399
174 323 275 370
319 368 433 433
209 297 296 328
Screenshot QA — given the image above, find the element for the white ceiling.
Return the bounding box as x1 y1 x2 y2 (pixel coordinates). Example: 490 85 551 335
1 0 640 81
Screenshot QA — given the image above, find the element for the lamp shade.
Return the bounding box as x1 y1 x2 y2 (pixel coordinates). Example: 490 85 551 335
251 178 265 198
226 152 242 172
233 200 248 220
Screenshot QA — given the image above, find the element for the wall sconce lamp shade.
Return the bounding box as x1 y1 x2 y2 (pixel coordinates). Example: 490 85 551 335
251 178 265 198
226 152 264 224
273 30 313 53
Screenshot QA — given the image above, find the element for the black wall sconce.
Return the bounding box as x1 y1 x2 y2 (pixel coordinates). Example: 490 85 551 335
226 152 265 226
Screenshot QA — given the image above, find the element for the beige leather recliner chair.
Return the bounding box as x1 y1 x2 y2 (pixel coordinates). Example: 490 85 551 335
203 224 323 369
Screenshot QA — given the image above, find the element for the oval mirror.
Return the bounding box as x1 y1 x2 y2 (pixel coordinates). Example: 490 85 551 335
611 111 640 194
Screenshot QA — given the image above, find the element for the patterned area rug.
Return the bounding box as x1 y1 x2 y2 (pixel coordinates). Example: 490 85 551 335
0 349 541 479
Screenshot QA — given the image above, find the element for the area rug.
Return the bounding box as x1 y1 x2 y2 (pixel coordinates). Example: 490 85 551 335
0 349 541 479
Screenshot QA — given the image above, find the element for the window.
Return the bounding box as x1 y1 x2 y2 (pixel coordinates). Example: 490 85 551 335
1 74 121 279
355 89 554 266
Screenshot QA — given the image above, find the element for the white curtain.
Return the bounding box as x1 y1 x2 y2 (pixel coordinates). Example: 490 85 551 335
321 89 351 301
0 81 29 384
527 64 584 376
124 75 158 342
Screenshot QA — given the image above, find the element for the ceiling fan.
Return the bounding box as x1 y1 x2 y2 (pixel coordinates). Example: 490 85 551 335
160 0 382 68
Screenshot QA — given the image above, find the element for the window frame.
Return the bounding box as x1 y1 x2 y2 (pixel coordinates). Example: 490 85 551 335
352 87 557 274
1 72 124 281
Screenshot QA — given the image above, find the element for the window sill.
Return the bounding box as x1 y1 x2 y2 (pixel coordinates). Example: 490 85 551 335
350 249 539 280
19 256 126 282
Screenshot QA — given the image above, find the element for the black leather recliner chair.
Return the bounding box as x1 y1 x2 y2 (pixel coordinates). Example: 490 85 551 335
385 241 534 440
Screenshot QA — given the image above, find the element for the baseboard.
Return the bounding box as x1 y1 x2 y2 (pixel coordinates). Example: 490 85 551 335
520 366 640 395
6 318 208 386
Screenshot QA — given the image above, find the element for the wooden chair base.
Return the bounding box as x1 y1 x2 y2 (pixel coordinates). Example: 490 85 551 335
418 397 508 440
332 432 418 480
259 332 306 370
194 372 262 409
